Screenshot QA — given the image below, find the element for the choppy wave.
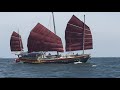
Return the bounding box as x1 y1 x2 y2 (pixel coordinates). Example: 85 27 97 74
0 57 120 78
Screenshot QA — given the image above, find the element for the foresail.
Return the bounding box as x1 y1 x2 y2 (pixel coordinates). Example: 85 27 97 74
27 23 64 53
65 15 93 51
10 31 23 51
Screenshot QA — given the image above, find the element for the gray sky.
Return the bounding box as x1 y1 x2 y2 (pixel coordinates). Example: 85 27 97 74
0 12 120 58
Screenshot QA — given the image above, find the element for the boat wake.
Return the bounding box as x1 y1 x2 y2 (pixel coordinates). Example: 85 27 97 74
92 65 97 67
74 61 82 64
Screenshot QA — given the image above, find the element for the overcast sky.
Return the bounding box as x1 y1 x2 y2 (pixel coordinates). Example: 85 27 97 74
0 12 120 58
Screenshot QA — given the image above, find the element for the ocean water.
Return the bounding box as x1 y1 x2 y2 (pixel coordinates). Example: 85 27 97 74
0 57 120 78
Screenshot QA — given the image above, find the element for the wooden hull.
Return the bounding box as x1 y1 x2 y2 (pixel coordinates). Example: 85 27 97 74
16 55 90 64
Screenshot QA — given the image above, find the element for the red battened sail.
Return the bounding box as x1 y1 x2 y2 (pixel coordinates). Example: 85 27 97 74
10 31 23 51
65 15 93 51
27 23 64 53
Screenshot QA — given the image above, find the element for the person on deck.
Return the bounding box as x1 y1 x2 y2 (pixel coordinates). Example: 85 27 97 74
48 53 51 56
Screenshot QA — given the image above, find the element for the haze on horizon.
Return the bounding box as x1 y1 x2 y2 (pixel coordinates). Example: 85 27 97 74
0 12 120 58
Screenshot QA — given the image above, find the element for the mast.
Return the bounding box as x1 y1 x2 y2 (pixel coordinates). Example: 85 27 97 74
52 12 56 34
18 28 23 52
52 12 59 56
83 15 85 54
18 29 20 48
17 28 21 57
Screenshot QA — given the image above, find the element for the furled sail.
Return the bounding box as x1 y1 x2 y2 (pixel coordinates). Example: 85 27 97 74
27 23 64 53
10 31 23 51
65 15 93 51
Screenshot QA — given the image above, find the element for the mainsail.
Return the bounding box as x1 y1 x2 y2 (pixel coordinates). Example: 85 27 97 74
10 31 23 51
27 23 64 53
65 15 93 51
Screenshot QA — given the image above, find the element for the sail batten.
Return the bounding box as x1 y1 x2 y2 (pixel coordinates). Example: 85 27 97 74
10 31 23 51
68 23 90 31
65 15 93 51
27 23 64 53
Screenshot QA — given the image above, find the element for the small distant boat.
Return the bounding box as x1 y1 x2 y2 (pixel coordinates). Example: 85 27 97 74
10 12 93 64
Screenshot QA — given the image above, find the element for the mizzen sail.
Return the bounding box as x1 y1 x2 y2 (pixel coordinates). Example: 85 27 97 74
27 23 64 53
65 15 93 51
10 31 23 51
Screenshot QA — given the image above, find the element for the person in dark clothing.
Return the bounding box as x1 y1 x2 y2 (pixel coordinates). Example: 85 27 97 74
48 53 51 56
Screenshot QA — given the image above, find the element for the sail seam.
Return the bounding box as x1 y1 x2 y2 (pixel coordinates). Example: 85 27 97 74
12 36 21 39
68 23 90 31
85 38 92 39
66 31 83 34
85 34 92 35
